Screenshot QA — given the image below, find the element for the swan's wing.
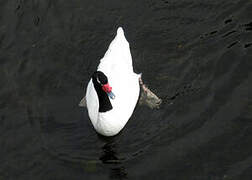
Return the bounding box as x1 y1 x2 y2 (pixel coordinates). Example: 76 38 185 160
79 96 86 107
138 77 162 109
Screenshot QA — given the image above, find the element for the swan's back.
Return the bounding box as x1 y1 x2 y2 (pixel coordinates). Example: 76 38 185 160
98 27 133 74
86 27 140 136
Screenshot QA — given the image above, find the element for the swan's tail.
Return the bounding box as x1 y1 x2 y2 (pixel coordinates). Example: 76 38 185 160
98 26 133 72
117 27 124 36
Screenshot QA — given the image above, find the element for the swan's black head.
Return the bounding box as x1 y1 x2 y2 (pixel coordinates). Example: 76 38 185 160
94 71 108 85
92 71 114 112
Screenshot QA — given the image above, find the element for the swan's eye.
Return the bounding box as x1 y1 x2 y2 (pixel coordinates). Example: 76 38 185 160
97 77 101 85
97 75 108 85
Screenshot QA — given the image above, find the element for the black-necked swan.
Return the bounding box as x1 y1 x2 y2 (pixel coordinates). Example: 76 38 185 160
80 27 161 136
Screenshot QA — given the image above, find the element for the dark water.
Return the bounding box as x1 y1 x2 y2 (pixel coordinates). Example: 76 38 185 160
1 0 252 179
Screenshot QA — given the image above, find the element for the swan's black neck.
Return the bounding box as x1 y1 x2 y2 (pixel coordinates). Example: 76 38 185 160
92 72 113 112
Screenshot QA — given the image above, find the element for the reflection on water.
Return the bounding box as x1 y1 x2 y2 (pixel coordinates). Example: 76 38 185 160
110 166 127 180
99 140 128 179
100 142 120 164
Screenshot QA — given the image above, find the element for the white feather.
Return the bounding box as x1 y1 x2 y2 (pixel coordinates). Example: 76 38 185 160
85 27 140 136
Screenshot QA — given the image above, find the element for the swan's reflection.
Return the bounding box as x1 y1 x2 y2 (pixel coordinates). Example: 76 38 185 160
99 142 119 164
98 135 128 179
109 166 127 180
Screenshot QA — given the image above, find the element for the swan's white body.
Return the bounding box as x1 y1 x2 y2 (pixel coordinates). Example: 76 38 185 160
85 27 140 136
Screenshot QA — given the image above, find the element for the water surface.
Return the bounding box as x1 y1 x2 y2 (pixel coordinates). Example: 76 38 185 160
0 0 252 179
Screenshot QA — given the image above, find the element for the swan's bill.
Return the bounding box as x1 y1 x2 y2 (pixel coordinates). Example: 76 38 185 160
102 83 115 99
107 91 115 99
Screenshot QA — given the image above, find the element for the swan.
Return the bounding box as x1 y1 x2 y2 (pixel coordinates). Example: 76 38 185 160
80 27 161 136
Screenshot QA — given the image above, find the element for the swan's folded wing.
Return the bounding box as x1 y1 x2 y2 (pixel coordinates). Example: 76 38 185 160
79 96 86 107
139 83 162 109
